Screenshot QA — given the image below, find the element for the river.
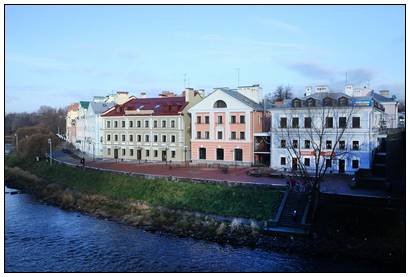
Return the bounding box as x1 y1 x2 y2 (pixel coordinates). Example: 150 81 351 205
5 185 380 272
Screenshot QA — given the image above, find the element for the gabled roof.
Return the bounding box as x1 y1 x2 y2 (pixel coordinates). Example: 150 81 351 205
101 96 188 117
217 88 264 110
89 101 115 114
79 101 90 109
367 91 397 103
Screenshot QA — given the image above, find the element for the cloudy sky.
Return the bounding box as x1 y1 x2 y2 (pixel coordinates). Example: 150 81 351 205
5 5 405 112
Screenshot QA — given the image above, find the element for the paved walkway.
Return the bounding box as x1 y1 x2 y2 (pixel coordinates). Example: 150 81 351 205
52 150 393 198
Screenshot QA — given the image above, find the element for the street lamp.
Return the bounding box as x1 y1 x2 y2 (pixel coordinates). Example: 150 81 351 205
14 133 18 153
48 138 52 165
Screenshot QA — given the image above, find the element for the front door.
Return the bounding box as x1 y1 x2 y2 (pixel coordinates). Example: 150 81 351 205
114 149 118 159
137 150 142 160
292 158 298 171
162 150 167 162
339 159 345 174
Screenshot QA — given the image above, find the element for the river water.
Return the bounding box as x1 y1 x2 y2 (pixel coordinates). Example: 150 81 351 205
5 186 380 272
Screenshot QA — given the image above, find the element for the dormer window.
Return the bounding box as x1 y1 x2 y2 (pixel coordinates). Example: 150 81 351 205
214 100 227 108
338 97 348 106
323 97 334 107
292 99 302 108
306 98 316 107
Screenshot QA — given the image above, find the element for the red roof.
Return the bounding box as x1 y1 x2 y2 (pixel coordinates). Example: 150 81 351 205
101 96 188 117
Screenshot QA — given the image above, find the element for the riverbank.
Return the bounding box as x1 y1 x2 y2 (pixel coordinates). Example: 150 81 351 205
4 156 405 271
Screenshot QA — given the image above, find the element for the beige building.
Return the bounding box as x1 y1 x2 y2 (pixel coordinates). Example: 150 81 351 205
100 88 203 162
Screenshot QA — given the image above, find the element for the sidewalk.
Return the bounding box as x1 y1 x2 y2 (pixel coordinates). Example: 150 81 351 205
52 150 393 198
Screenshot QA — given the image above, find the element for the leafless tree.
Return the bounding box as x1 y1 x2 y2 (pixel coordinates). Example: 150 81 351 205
266 85 293 104
277 98 355 219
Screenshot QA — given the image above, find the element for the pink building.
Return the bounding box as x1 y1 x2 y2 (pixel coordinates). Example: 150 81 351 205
188 85 271 166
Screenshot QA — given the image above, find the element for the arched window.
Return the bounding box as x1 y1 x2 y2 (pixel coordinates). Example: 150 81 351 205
214 100 227 108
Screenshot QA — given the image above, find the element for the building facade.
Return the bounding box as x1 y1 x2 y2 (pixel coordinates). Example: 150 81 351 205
270 89 387 175
100 89 203 162
188 85 270 166
65 103 79 144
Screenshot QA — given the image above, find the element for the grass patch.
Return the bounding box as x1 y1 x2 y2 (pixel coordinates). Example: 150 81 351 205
6 156 282 220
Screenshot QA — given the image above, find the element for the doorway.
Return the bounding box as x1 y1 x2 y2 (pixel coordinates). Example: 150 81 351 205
137 149 142 160
292 158 298 171
162 150 167 162
339 159 345 173
114 149 118 159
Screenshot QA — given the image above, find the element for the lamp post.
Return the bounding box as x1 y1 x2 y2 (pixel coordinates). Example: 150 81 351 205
184 145 188 166
165 146 168 165
14 133 19 153
48 138 52 165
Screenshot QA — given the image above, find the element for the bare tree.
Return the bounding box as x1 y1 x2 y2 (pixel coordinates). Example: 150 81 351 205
266 85 293 103
276 98 355 219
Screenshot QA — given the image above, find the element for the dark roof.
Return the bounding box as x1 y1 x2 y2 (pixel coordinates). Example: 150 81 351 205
368 91 396 103
89 101 115 114
218 88 264 110
101 97 188 117
302 92 351 101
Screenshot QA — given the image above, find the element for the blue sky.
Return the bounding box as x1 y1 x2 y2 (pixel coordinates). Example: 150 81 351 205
5 5 405 112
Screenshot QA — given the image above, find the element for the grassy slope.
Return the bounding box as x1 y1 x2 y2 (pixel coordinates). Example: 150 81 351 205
6 156 281 220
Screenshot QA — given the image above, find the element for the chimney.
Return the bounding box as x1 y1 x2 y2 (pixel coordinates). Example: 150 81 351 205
140 92 147 98
237 84 262 103
304 86 312 96
379 90 390 97
184 88 195 102
159 91 176 98
344 84 353 96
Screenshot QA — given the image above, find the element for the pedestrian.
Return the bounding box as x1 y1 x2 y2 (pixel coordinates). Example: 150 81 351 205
80 157 85 168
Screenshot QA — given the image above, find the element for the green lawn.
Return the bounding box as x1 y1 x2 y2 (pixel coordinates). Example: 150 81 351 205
6 156 282 220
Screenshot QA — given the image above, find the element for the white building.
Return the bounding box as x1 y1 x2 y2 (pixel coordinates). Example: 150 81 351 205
270 90 387 174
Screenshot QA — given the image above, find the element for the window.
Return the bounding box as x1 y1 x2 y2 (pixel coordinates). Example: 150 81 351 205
280 139 286 148
240 115 245 124
197 116 201 124
162 135 167 142
218 131 223 139
240 132 245 140
352 160 359 169
306 98 315 107
122 149 126 156
114 135 118 141
129 121 133 128
352 117 360 128
339 117 347 128
146 150 150 157
338 97 348 106
145 121 149 128
129 135 133 142
171 120 175 128
154 120 158 128
280 118 287 128
171 151 176 158
199 148 206 159
323 97 334 107
339 141 345 150
205 131 210 139
292 118 299 128
171 135 176 143
326 140 332 149
107 134 111 141
122 135 126 141
326 159 332 168
304 117 312 128
326 117 333 128
130 149 134 156
214 100 227 108
106 121 111 128
162 120 166 128
231 132 236 140
217 116 223 124
107 148 111 155
154 150 158 157
197 131 201 139
122 121 126 128
137 135 141 142
145 135 149 142
114 121 118 128
231 115 236 124
205 116 209 124
292 140 298 148
280 157 286 165
216 148 224 160
352 141 359 150
234 149 243 161
304 140 310 149
137 121 141 128
154 135 158 142
304 158 310 167
292 99 302 108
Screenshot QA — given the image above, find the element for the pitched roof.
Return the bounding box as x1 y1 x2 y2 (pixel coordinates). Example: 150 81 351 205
217 88 264 110
89 101 115 114
101 96 188 117
368 91 397 103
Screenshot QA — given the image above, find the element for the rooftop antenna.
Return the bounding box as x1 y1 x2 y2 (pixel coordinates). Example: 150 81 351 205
235 68 240 88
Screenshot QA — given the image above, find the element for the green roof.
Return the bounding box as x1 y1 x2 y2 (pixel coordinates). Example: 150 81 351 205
80 101 90 109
